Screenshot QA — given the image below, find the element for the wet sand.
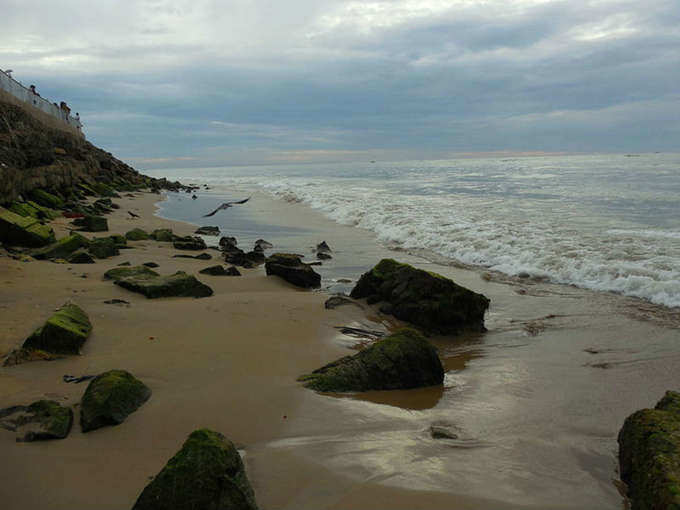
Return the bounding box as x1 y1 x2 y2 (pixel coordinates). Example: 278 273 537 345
1 190 679 509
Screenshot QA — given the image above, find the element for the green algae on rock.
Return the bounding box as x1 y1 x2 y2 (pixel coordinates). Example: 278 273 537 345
9 201 60 221
88 237 120 259
73 215 108 232
150 228 174 242
104 265 159 280
0 400 73 442
66 250 95 264
125 228 149 241
80 370 151 433
618 390 680 510
32 233 89 259
350 259 490 334
27 189 64 209
173 235 207 250
0 207 56 247
114 271 213 299
132 428 258 510
23 303 92 355
299 328 444 392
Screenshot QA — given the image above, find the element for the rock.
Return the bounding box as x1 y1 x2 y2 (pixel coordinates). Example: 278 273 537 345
109 234 128 248
219 236 238 249
195 226 220 236
324 295 363 310
73 215 108 232
32 233 89 259
142 262 159 268
118 261 131 266
618 391 680 509
0 400 73 442
104 265 159 280
23 303 92 355
255 239 273 250
199 265 241 276
172 253 212 260
173 235 207 250
28 189 64 209
114 271 213 298
317 252 332 260
132 428 258 510
103 299 130 305
80 370 151 432
350 259 490 334
245 250 265 266
265 253 321 288
88 237 120 259
0 207 56 247
125 228 149 241
298 328 443 392
150 228 174 242
317 240 332 253
430 424 459 440
9 201 59 221
66 250 95 264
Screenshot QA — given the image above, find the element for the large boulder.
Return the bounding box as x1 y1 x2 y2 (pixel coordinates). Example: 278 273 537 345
0 207 55 247
32 233 89 260
23 303 92 355
350 259 490 334
265 253 321 288
618 391 680 509
114 271 213 298
66 250 95 264
73 215 108 232
0 400 73 442
173 235 207 251
125 228 149 241
80 370 151 432
88 237 120 259
298 328 444 392
132 428 258 510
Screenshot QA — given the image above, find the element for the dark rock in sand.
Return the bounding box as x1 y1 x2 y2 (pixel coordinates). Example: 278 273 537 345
299 328 443 392
0 207 56 247
430 424 459 440
199 265 241 276
195 226 220 236
317 252 332 260
114 271 213 299
350 259 490 335
317 240 332 253
66 250 95 264
104 265 159 280
117 261 131 266
265 253 321 288
88 237 120 259
255 239 273 250
142 262 159 268
324 295 363 310
0 400 73 442
32 233 89 260
103 299 130 305
23 303 92 355
132 428 258 510
73 215 108 232
618 391 680 509
219 236 238 249
150 228 174 242
80 369 151 432
125 228 149 241
173 253 212 260
173 235 207 251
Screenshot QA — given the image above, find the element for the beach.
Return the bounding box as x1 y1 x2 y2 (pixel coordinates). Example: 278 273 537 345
1 188 679 509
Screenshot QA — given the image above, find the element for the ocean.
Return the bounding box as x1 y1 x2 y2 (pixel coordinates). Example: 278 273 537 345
148 152 680 308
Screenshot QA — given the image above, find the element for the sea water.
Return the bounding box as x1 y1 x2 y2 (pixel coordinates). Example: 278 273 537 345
148 153 680 308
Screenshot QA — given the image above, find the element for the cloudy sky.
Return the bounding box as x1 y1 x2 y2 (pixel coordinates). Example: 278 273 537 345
2 0 678 168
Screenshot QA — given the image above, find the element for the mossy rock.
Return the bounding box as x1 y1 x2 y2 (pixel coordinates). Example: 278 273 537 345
23 303 92 355
0 400 73 442
66 250 95 264
298 328 444 392
73 215 108 232
132 428 258 510
80 370 151 432
32 233 89 259
0 207 56 247
350 259 490 334
173 236 207 250
88 237 120 259
27 189 64 209
125 228 149 241
9 201 59 221
91 182 120 198
618 391 680 509
104 265 159 280
264 253 321 288
150 228 174 242
109 234 127 247
114 271 213 299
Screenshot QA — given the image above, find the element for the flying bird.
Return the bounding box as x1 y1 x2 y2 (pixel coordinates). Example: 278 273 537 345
203 196 251 217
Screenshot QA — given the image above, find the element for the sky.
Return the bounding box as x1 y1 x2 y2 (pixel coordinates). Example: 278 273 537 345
1 0 679 168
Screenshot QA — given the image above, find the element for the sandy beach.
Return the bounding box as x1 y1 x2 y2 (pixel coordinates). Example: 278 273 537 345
1 190 679 510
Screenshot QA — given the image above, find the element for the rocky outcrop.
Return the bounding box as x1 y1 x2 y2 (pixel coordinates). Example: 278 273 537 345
80 370 151 432
265 253 321 288
22 303 92 355
132 428 258 510
0 207 55 247
32 233 89 260
0 400 73 441
125 228 149 241
618 391 680 509
173 235 207 251
350 259 490 334
298 328 444 392
112 270 213 298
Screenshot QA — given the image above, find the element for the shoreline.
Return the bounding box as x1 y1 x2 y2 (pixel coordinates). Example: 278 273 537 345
1 189 679 509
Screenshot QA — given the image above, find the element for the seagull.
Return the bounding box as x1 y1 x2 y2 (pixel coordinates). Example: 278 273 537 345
202 197 251 217
127 211 140 218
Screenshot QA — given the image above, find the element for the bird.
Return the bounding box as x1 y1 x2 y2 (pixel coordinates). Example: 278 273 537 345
203 197 251 217
127 211 140 218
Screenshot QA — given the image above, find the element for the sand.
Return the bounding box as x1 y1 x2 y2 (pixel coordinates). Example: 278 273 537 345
1 190 679 510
